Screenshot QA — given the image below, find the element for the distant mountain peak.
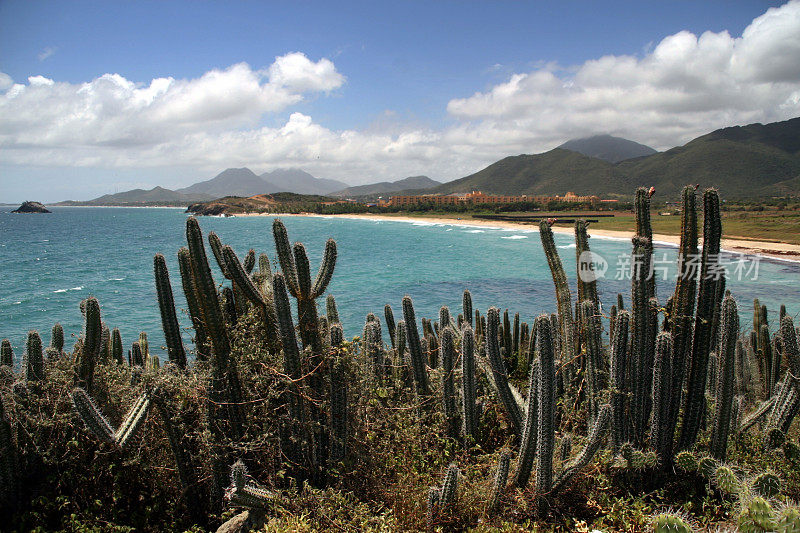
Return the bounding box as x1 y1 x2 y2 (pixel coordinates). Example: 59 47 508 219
558 134 657 163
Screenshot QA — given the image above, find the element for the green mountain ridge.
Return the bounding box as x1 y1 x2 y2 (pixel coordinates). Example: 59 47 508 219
424 117 800 199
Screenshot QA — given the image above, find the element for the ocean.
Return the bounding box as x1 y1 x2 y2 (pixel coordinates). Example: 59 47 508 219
3 206 800 360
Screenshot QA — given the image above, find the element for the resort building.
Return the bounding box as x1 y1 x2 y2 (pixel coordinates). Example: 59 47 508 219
386 190 599 207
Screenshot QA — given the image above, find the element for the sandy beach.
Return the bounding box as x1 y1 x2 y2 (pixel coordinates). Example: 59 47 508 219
234 211 800 262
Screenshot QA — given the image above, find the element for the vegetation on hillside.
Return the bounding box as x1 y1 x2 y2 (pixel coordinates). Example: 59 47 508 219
2 185 800 532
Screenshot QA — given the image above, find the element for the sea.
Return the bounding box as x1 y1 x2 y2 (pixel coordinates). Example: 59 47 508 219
3 206 800 361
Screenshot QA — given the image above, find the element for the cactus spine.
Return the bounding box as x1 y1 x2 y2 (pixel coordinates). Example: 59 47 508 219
154 253 187 368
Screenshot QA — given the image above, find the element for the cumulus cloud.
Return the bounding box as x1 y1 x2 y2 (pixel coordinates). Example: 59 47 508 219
2 2 800 191
446 1 800 151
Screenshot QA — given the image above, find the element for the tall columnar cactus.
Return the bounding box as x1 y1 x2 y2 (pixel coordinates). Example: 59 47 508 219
0 340 12 367
385 304 397 349
461 325 478 441
24 330 44 382
439 463 459 508
154 253 187 368
329 323 348 464
651 331 674 468
0 395 18 511
710 295 739 461
580 300 604 420
177 247 208 360
50 323 64 352
130 341 144 367
609 310 630 452
71 388 151 448
271 218 336 353
486 307 522 434
539 219 576 383
111 328 123 365
221 245 280 353
552 404 611 493
243 249 256 274
514 355 539 488
272 273 304 415
139 332 149 359
667 186 699 433
489 451 511 512
535 316 556 496
463 290 473 328
440 327 459 441
575 219 599 309
78 297 102 393
402 296 431 397
680 189 723 450
326 294 340 325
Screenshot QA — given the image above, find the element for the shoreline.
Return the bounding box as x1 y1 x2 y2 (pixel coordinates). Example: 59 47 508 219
233 211 800 263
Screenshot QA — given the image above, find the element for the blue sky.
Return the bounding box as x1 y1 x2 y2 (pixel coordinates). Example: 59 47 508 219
1 0 799 202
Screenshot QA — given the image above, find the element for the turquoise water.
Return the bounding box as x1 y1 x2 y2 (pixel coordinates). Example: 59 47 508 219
3 206 800 360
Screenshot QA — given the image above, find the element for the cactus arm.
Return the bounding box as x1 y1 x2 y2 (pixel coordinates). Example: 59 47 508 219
311 238 337 299
461 325 478 441
154 253 187 368
177 247 208 360
71 388 116 443
402 296 431 396
552 404 611 493
272 219 300 297
486 307 523 434
710 295 739 461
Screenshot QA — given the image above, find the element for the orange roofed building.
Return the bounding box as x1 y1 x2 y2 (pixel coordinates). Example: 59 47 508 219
386 190 599 207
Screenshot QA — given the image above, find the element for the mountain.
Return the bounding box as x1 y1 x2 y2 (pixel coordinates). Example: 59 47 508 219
329 176 441 197
176 168 275 198
558 134 657 163
259 168 347 195
56 186 214 206
430 117 800 199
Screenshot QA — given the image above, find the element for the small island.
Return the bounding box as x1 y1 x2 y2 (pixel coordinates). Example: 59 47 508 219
11 201 51 213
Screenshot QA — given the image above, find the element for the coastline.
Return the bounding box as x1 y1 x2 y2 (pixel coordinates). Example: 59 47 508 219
233 211 800 262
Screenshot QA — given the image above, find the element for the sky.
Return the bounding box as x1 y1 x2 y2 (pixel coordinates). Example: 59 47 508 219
1 0 799 202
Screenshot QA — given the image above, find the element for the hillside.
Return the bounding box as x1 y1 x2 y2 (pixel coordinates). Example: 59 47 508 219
56 186 213 206
330 176 440 198
260 168 347 195
186 192 338 216
558 134 657 163
176 168 275 198
429 117 800 199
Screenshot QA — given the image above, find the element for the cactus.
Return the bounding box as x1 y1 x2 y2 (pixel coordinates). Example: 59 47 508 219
514 355 540 488
535 314 557 495
679 189 723 450
330 323 348 464
224 460 275 510
440 327 459 440
674 450 698 473
489 451 511 512
710 295 739 461
486 307 523 434
139 332 149 359
580 300 605 420
78 297 102 393
713 465 741 494
463 290 473 328
327 294 340 325
0 340 12 367
50 323 64 352
439 463 459 507
610 310 630 452
751 472 781 498
177 247 208 360
402 296 431 397
539 219 576 386
738 396 777 435
652 512 695 533
154 253 187 368
697 455 718 478
385 304 397 349
575 219 599 309
776 507 800 533
24 330 44 382
552 404 611 493
426 487 440 531
738 497 776 533
111 328 123 365
0 395 18 510
71 387 151 448
651 331 673 468
243 249 256 274
461 325 478 441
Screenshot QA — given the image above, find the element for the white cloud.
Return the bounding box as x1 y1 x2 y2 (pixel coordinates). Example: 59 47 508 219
1 2 800 191
447 0 800 150
38 46 57 61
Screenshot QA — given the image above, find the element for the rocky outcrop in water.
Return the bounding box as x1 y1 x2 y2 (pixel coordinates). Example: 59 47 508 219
12 201 51 213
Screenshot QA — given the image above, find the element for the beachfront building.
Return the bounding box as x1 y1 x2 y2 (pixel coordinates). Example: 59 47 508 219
387 190 599 207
